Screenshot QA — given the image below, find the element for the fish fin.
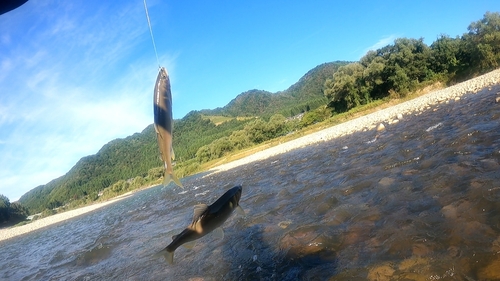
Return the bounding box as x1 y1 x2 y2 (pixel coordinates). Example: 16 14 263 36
155 248 175 265
171 147 176 161
236 205 246 216
193 204 208 222
213 227 224 240
182 241 196 249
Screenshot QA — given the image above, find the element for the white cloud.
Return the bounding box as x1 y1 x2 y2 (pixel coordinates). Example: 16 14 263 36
363 34 398 54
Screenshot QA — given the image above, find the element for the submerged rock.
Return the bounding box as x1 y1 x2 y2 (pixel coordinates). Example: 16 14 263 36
398 256 429 271
492 236 500 252
367 263 395 281
478 257 500 280
278 220 292 229
378 177 395 187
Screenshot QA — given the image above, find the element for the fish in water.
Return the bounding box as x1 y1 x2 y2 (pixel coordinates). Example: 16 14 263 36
153 67 183 188
159 185 245 264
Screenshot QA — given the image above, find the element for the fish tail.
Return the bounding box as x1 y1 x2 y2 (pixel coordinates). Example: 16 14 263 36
162 173 170 187
164 249 175 264
163 172 183 188
155 248 175 264
172 172 183 188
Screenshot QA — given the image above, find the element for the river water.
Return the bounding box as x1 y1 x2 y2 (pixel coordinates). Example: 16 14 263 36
1 87 500 281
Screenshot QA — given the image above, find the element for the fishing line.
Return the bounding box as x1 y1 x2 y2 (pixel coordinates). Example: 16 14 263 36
143 0 161 69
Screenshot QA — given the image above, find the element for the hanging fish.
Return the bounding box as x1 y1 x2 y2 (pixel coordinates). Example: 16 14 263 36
158 185 245 264
153 67 183 188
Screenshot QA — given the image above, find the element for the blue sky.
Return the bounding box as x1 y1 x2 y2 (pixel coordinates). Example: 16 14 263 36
0 0 497 201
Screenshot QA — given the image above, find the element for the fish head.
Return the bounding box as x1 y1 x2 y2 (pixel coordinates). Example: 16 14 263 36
159 67 168 78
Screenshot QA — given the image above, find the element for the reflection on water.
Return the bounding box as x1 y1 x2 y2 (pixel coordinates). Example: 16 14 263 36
1 87 500 280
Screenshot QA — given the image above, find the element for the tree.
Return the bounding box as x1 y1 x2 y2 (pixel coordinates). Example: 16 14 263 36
462 12 500 72
361 53 386 99
300 107 330 127
266 114 287 138
209 137 233 159
324 63 365 112
229 130 252 150
245 119 269 144
146 167 163 181
196 145 211 163
0 194 11 223
0 195 28 224
430 34 460 74
9 202 28 221
384 38 431 95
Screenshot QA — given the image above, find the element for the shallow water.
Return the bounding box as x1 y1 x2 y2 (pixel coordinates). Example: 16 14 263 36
1 87 500 280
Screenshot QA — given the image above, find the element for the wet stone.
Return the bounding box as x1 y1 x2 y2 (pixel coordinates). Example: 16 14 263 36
479 158 500 170
344 221 375 245
367 263 395 281
411 243 431 256
398 272 426 281
441 204 458 220
398 256 429 271
447 246 461 257
478 257 500 280
378 177 395 187
492 236 500 252
315 203 330 216
278 220 292 229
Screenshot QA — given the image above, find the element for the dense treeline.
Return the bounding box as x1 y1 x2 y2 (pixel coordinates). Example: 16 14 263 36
0 194 28 226
324 12 500 112
173 111 251 160
195 114 301 163
15 12 500 217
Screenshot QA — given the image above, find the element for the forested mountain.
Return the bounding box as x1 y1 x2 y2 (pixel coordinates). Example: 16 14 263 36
200 61 348 117
15 12 500 216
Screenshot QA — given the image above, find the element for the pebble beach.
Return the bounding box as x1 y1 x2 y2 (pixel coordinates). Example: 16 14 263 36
1 68 499 243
